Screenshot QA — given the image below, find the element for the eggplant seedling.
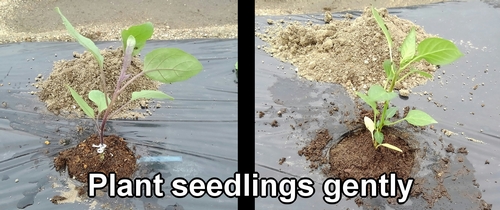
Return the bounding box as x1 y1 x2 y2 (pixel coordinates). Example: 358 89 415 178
56 7 203 153
356 7 463 152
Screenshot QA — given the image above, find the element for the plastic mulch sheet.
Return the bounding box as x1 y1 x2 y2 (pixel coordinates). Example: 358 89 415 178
255 1 499 209
0 39 237 209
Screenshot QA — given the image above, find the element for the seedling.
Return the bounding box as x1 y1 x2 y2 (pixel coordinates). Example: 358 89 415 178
235 61 238 78
56 8 203 153
356 7 463 152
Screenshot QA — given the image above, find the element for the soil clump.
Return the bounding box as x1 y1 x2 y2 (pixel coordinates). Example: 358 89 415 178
257 7 438 97
54 135 138 184
36 48 159 119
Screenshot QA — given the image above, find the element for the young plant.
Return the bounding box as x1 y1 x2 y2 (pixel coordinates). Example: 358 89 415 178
56 8 203 153
235 61 238 78
356 7 463 152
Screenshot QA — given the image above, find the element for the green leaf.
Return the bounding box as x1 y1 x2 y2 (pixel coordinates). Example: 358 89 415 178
67 85 95 118
371 7 393 48
55 7 103 70
374 130 384 144
121 22 154 56
356 92 379 115
383 59 393 79
125 35 136 56
131 90 174 101
416 37 463 65
378 143 403 152
144 48 203 83
385 107 398 119
235 61 238 70
88 90 110 113
400 27 416 66
406 68 433 79
364 116 375 140
404 109 438 126
367 85 397 102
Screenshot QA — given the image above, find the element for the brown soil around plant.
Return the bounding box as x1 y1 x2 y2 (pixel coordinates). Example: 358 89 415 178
256 7 438 98
327 127 416 182
36 48 159 119
54 135 138 184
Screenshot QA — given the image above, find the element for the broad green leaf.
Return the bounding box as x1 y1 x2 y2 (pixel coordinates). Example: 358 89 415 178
131 90 174 101
367 85 397 102
121 22 154 56
385 107 398 119
404 109 438 126
67 85 95 118
144 48 203 83
400 27 416 66
356 92 379 115
88 90 110 113
383 59 393 79
374 130 384 144
371 7 392 48
378 143 403 152
416 37 463 65
364 116 375 140
55 7 103 70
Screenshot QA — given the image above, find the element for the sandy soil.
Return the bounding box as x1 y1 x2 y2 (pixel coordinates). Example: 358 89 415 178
0 0 446 43
256 0 446 15
0 0 238 43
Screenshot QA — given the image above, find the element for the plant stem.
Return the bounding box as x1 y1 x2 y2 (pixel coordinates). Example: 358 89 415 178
384 118 406 126
96 38 135 145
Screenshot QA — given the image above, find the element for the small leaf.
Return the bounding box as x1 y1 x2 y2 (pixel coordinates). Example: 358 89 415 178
378 143 403 152
415 70 432 78
383 59 393 79
55 7 103 70
385 107 398 119
371 7 392 48
374 130 384 144
364 116 375 140
367 85 397 102
416 37 464 65
400 27 416 66
125 35 136 56
121 22 153 56
404 110 438 126
131 90 174 101
144 48 203 83
88 90 110 113
67 85 95 118
235 62 238 70
356 92 379 115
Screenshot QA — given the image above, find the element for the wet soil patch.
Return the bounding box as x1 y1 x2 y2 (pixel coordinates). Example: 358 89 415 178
54 135 138 184
328 127 416 182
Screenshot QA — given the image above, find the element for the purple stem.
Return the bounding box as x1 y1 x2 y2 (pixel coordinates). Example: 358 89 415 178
97 36 136 145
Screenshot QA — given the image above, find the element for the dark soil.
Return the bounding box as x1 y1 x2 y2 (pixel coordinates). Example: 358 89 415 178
328 126 416 182
50 195 67 204
54 135 138 184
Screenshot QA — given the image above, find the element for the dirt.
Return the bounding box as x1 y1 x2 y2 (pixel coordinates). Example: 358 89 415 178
328 127 416 182
36 48 160 119
0 0 237 43
255 0 446 16
54 134 138 184
293 103 494 208
256 7 438 98
50 195 67 204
